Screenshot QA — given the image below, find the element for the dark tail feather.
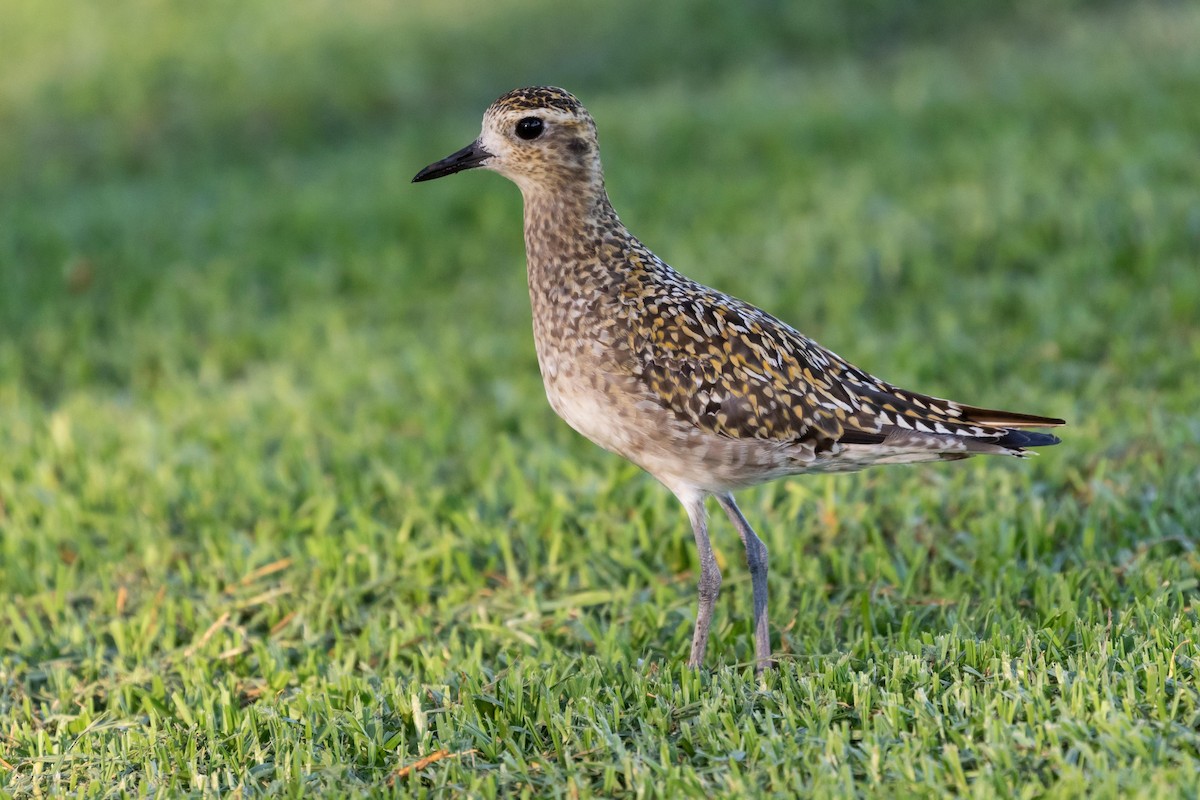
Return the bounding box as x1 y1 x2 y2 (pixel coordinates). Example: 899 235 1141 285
839 426 1061 451
991 428 1062 449
957 404 1066 429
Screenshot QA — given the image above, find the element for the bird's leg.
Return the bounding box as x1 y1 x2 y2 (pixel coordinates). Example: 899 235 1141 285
680 491 720 668
717 494 774 672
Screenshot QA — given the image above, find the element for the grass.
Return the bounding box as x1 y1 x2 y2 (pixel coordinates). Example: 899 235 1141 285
1 0 1199 796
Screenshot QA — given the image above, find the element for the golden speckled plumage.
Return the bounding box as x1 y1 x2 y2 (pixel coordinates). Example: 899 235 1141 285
415 86 1065 671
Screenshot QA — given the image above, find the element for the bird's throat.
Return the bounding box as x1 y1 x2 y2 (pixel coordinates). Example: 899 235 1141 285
521 187 622 294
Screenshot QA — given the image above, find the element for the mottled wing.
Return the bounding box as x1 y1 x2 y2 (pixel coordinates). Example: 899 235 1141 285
620 279 864 451
617 267 1061 452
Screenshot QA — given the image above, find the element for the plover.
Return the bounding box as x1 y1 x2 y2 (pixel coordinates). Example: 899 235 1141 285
414 86 1063 672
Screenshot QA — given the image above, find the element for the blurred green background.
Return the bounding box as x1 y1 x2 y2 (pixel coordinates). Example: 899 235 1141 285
2 0 1199 795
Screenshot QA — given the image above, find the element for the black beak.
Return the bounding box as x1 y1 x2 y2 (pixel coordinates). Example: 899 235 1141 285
412 140 492 183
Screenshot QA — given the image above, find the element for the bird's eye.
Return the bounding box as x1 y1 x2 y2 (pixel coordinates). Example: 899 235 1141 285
515 117 544 140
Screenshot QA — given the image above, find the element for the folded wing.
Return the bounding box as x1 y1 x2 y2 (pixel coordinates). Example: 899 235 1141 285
622 279 1063 457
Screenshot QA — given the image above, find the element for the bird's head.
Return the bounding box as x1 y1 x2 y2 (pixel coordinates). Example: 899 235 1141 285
413 86 604 197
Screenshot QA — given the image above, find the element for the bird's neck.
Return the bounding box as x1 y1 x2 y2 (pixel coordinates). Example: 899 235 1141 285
521 181 625 299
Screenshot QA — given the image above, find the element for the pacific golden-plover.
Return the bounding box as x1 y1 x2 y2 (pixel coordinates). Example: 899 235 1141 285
414 86 1064 672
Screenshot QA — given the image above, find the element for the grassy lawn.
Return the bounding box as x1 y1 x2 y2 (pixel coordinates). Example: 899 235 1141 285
2 0 1199 796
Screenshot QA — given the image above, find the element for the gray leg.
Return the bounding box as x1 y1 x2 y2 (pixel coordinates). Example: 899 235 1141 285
679 490 720 668
717 494 774 672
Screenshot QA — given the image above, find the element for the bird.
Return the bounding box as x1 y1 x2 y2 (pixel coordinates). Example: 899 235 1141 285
413 86 1064 672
